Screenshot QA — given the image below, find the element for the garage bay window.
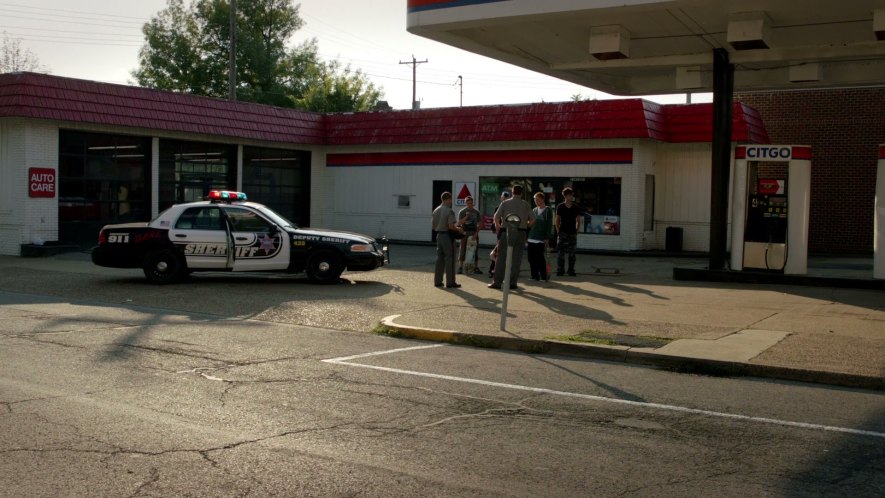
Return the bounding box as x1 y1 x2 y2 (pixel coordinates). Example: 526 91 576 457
58 130 151 247
242 146 311 227
158 140 236 211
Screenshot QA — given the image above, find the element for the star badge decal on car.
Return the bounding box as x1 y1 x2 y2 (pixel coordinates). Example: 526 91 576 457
259 233 276 255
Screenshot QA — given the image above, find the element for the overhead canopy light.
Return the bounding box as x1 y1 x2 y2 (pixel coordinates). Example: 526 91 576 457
589 25 630 60
727 12 771 50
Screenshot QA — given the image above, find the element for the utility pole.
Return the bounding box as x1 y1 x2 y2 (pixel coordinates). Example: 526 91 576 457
399 55 427 110
456 75 463 107
228 0 237 101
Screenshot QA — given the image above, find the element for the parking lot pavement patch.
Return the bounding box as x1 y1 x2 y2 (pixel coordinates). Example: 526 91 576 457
654 329 791 363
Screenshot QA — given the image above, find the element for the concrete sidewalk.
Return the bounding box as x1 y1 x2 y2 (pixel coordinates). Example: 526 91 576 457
380 248 884 390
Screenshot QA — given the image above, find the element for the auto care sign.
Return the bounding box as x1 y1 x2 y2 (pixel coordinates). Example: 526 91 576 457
29 168 56 198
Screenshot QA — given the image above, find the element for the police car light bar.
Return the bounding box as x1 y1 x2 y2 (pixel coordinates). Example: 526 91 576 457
208 190 247 202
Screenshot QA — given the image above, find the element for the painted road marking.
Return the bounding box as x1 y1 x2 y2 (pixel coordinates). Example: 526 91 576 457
324 345 885 440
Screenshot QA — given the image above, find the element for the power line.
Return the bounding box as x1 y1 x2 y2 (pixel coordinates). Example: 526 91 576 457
0 12 145 30
0 2 149 23
5 36 141 47
0 25 143 38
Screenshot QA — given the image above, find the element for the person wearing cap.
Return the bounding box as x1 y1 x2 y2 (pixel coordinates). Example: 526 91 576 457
488 184 535 290
432 192 464 288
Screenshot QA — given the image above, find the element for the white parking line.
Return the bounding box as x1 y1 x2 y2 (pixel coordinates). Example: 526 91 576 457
324 345 885 440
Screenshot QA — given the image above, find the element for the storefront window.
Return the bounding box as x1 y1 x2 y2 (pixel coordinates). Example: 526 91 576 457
574 177 621 235
478 176 621 235
242 146 311 226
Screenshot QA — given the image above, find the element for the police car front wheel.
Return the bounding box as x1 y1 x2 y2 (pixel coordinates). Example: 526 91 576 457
306 249 343 284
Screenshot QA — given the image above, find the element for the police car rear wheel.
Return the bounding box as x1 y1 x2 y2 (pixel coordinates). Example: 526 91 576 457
306 249 343 284
143 249 183 284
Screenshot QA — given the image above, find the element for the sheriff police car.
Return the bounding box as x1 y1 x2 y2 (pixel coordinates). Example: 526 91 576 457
92 191 388 284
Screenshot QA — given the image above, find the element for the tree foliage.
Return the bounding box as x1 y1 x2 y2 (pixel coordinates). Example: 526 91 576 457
134 0 382 112
1 31 48 74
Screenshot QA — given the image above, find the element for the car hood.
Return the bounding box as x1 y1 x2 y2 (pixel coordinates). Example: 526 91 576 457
291 227 377 244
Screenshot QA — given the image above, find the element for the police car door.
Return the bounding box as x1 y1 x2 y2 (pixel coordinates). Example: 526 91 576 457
170 206 231 269
222 206 290 271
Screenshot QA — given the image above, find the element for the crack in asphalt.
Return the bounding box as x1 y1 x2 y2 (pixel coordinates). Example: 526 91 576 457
419 406 554 429
1 423 353 460
127 467 160 498
5 335 90 350
118 343 227 363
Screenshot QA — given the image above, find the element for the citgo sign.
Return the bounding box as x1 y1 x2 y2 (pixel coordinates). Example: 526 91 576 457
745 146 792 160
736 145 812 162
28 167 56 198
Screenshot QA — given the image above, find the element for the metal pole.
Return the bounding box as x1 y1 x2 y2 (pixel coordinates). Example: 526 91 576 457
458 75 463 107
709 48 734 270
228 0 237 101
411 56 417 108
399 55 427 110
500 232 514 330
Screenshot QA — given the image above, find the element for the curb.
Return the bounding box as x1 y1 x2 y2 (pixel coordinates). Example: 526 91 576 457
674 266 885 290
378 315 884 391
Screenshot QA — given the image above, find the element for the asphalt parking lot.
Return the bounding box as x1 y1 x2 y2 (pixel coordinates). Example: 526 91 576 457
1 244 882 389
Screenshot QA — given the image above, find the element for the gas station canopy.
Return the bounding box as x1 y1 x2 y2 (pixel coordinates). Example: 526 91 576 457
407 0 885 95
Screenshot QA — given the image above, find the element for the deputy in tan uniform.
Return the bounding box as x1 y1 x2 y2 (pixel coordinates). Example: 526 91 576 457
432 192 464 288
488 184 535 290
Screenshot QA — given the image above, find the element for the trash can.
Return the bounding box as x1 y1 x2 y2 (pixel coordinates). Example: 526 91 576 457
665 227 683 252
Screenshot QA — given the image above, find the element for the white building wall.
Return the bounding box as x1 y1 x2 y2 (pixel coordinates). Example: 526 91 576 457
0 119 24 255
653 142 715 252
310 148 334 229
638 142 659 250
0 119 58 255
320 139 656 251
24 123 59 248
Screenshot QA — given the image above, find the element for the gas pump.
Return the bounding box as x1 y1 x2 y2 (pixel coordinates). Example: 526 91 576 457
731 145 812 275
744 174 788 270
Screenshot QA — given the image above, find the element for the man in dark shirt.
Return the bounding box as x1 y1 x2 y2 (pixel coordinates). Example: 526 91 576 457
554 187 582 276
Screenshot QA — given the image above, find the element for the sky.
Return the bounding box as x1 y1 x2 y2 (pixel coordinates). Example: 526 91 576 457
1 0 711 110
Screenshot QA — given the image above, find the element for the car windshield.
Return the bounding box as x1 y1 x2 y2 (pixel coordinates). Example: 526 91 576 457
150 206 175 223
253 204 297 229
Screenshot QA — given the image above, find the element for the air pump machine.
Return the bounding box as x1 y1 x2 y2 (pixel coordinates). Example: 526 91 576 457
730 145 811 274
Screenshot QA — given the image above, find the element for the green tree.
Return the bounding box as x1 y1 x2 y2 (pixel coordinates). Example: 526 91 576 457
1 31 48 74
294 59 382 113
133 0 382 111
571 93 595 102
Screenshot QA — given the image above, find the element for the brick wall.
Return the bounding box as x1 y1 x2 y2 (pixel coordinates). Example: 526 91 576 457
736 87 885 254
